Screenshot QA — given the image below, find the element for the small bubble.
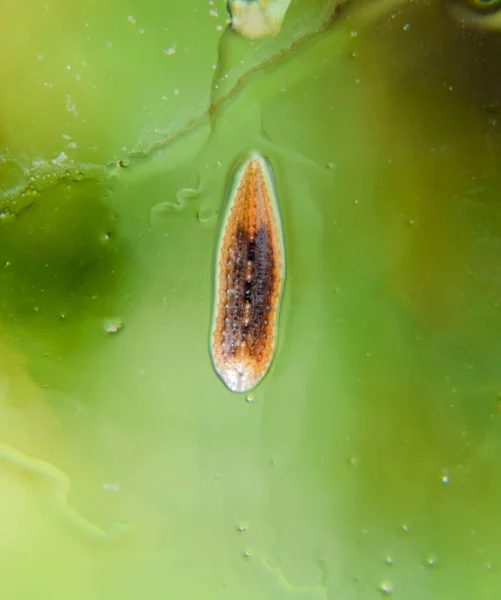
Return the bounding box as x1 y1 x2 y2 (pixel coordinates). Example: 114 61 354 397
127 15 137 24
33 306 39 313
163 45 176 56
385 556 394 566
104 318 124 334
350 30 359 37
379 581 392 595
102 482 120 492
441 469 449 484
426 555 437 567
59 312 66 320
236 523 248 533
402 523 409 533
402 23 410 31
209 8 219 17
36 53 44 61
245 395 253 403
242 550 252 559
327 161 336 170
106 41 112 48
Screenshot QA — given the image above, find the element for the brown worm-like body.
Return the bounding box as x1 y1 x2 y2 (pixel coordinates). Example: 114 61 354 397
210 152 285 393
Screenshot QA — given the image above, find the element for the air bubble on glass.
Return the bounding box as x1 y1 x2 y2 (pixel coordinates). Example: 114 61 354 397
426 555 437 567
379 581 393 595
102 482 120 492
104 318 124 334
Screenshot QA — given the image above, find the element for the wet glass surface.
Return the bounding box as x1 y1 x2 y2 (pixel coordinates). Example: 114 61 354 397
1 0 501 598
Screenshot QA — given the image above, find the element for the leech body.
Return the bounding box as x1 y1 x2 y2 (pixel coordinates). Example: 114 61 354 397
210 152 285 393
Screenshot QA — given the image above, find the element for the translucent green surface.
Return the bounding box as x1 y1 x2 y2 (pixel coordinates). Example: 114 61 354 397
1 0 501 598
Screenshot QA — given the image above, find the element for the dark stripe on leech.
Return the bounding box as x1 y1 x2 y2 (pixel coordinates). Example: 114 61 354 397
222 225 275 359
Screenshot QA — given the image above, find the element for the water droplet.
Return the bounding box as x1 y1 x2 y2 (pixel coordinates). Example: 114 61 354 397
402 523 409 533
236 523 248 533
426 555 437 567
104 318 124 334
379 581 393 595
385 556 394 566
441 469 449 484
127 15 137 24
163 45 176 56
245 395 254 403
242 550 252 559
402 23 410 31
326 161 336 170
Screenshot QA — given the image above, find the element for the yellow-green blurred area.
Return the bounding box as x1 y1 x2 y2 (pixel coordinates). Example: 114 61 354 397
2 0 501 597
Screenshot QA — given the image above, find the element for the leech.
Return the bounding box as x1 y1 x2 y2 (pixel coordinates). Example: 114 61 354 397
210 152 285 393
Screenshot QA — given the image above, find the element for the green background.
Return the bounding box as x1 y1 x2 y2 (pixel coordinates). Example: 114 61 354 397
1 0 501 597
